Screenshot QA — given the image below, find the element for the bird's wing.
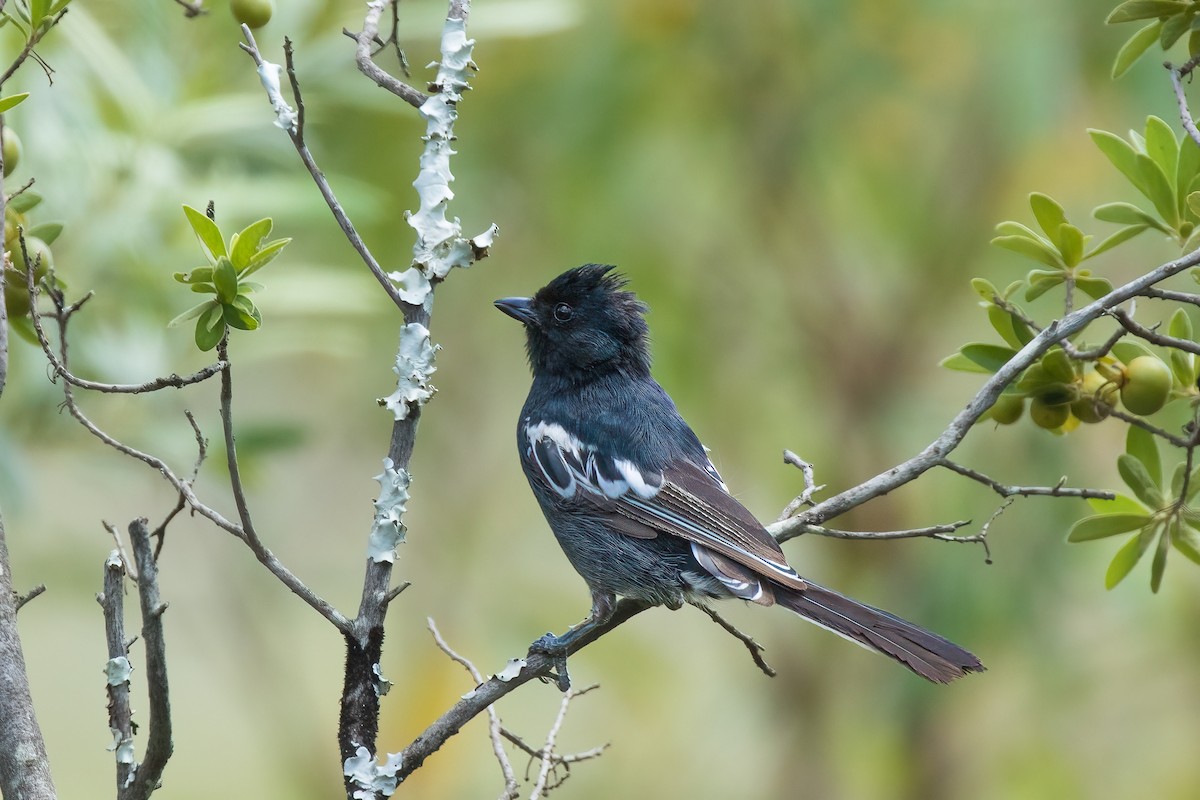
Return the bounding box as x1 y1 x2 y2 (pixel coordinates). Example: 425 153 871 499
523 420 808 595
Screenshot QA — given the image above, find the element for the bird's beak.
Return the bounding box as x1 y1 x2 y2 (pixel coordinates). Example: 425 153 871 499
494 296 537 325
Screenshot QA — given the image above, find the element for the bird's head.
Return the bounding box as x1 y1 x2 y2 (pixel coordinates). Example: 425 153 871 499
495 264 651 382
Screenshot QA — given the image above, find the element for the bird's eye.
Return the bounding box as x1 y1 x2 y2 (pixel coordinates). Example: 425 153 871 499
553 303 573 322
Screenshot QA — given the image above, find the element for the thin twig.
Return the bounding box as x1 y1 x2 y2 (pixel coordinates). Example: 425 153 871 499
171 0 205 18
347 0 429 108
1106 407 1191 449
427 618 518 800
0 9 68 86
238 28 409 310
215 336 351 633
13 584 45 613
939 460 1115 500
778 450 825 520
1140 286 1200 308
1169 59 1200 150
529 685 601 800
103 521 138 583
802 520 975 541
692 603 776 677
1112 307 1200 355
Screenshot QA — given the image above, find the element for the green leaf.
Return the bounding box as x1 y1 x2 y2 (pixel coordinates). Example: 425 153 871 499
1086 225 1151 259
213 257 238 304
1145 116 1180 189
1058 224 1086 267
1113 20 1164 77
987 305 1024 349
167 299 217 329
1076 275 1115 299
174 266 214 284
1093 201 1161 226
1107 1 1190 24
940 352 992 373
0 92 29 114
1169 307 1193 339
1087 493 1149 515
1137 152 1181 226
1171 522 1200 564
959 343 1018 373
1179 135 1200 215
1173 462 1187 497
1091 129 1144 188
190 283 217 294
994 220 1050 241
971 277 1000 303
229 218 273 272
1025 273 1066 301
1151 524 1171 592
182 204 227 262
194 303 225 351
1041 348 1075 384
25 221 63 246
1105 526 1158 590
1160 7 1195 47
240 237 291 278
1127 425 1163 488
223 302 260 331
1119 453 1164 508
29 0 45 28
992 235 1064 269
1067 513 1154 542
1171 346 1195 388
8 190 42 213
1190 28 1200 57
1030 193 1069 249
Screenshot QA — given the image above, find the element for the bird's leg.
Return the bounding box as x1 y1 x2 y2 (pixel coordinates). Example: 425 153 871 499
529 589 617 692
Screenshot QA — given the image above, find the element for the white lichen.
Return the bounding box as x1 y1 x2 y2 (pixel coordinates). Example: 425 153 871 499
104 656 133 686
372 662 393 698
344 746 404 799
256 60 298 133
380 323 439 421
369 459 410 563
396 14 498 307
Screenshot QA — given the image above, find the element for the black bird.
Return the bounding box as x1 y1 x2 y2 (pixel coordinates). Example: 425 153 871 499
495 264 983 684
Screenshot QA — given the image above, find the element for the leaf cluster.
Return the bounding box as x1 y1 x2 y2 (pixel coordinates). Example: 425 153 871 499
169 205 290 352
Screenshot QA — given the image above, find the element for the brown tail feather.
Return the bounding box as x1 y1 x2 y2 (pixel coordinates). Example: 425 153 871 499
774 581 984 683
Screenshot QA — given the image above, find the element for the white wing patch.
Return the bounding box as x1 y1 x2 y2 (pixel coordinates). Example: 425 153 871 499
525 420 664 501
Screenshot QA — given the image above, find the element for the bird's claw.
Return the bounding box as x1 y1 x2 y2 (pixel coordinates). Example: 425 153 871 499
529 632 572 692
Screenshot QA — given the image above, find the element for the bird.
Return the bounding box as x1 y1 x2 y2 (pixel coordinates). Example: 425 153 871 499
495 264 983 685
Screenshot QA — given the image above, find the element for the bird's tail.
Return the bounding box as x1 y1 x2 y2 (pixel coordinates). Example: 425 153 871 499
773 581 984 683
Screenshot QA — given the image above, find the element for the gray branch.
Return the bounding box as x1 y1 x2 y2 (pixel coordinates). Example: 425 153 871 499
768 243 1200 542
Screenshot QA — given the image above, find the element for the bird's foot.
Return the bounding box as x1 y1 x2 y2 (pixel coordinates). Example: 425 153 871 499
529 632 572 691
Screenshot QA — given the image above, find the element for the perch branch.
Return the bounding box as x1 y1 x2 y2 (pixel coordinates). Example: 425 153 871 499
348 0 429 108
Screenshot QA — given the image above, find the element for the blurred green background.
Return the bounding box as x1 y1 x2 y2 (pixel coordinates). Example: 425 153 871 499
4 0 1200 797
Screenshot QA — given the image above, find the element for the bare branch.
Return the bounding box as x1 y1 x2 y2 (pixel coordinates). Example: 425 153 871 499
692 603 776 677
98 551 135 793
777 449 825 520
1140 286 1200 308
767 247 1200 542
427 618 518 799
215 336 351 633
802 519 975 540
939 460 1115 500
1112 307 1200 355
171 0 206 17
348 1 429 108
13 584 46 613
123 519 174 800
238 27 409 311
1169 58 1200 150
529 685 601 800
